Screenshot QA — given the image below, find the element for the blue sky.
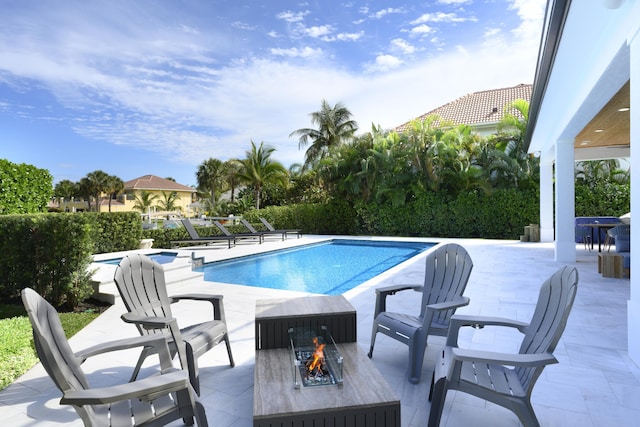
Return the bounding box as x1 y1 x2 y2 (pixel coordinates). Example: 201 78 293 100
0 0 545 187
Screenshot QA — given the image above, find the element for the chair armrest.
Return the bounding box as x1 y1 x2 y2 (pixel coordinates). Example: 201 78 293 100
373 284 423 317
171 293 223 302
75 335 174 370
427 296 470 312
171 293 226 321
375 283 422 296
446 314 529 347
121 312 176 330
451 347 558 367
60 369 191 405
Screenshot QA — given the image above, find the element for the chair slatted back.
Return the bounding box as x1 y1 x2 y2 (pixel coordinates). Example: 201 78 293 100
421 243 473 325
259 218 277 231
240 219 259 233
114 254 173 337
213 220 233 236
517 266 578 390
21 288 96 421
181 219 202 239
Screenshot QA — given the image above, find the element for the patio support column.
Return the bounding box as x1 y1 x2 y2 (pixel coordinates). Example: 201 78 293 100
554 139 575 263
539 153 554 242
627 26 640 364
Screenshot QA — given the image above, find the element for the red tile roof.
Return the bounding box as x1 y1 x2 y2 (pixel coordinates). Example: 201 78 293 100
395 83 532 132
123 175 195 192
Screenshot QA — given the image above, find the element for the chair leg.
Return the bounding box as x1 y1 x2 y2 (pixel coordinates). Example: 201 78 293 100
511 399 540 427
368 325 378 358
129 347 151 382
186 343 200 396
224 334 235 367
427 376 448 427
408 340 426 384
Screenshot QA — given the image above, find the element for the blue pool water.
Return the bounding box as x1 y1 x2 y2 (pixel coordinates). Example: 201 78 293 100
97 252 178 265
195 239 435 295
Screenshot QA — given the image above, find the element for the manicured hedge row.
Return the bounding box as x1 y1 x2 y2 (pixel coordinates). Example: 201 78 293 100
0 214 95 308
355 189 539 239
0 212 143 308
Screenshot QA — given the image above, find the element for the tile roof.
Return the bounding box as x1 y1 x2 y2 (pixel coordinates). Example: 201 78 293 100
123 175 195 192
395 83 532 132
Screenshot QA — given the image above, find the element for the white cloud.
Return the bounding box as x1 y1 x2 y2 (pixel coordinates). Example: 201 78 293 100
365 54 403 73
303 25 333 38
276 10 309 23
336 31 364 42
408 24 435 36
411 12 472 24
371 8 404 19
390 38 416 55
270 46 323 58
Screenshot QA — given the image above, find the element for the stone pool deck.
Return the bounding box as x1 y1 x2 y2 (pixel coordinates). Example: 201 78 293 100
1 236 637 426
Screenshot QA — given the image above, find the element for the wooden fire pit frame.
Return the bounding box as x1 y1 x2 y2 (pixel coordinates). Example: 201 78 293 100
253 295 400 427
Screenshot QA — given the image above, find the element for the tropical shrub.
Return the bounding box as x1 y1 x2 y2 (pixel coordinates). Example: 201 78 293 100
0 159 53 214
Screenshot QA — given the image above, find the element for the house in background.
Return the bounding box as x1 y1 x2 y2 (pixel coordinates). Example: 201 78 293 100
111 175 197 217
395 83 532 136
525 0 637 363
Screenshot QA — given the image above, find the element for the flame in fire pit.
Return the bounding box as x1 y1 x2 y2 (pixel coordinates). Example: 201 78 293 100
306 337 325 374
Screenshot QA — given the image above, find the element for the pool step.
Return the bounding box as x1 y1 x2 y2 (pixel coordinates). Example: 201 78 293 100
90 258 204 305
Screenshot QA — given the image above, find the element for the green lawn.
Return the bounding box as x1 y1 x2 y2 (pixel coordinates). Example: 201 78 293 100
0 304 100 390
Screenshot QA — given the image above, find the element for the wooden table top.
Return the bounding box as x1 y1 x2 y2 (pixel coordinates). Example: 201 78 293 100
253 342 399 419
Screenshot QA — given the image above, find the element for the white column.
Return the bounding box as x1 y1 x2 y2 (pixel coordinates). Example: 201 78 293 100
627 25 640 364
539 152 555 242
554 139 576 263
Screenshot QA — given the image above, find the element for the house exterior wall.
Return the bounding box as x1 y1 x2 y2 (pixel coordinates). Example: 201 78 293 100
528 0 639 366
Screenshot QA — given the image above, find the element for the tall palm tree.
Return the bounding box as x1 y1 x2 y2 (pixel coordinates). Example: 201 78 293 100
290 99 358 169
196 158 227 210
54 180 78 203
104 175 124 212
235 141 288 209
85 170 110 211
223 159 242 202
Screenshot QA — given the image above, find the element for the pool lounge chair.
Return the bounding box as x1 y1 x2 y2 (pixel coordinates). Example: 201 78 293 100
21 287 208 426
212 219 263 244
239 218 287 241
259 217 302 239
170 218 236 248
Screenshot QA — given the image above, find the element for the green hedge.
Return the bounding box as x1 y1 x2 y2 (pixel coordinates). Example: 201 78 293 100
575 182 630 217
0 159 53 214
90 212 143 254
0 214 95 308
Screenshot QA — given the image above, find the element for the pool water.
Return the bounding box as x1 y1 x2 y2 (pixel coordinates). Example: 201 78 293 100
195 239 434 295
96 252 178 265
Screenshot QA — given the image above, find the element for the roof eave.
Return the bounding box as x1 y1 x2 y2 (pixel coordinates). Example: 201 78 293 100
525 0 572 152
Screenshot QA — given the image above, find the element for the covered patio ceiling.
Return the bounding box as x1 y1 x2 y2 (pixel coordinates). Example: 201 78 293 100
574 80 630 161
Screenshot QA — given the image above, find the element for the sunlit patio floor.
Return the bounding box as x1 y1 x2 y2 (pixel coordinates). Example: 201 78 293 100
1 236 637 426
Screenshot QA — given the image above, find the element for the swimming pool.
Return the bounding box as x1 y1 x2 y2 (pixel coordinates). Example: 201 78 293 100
96 252 178 265
195 239 435 295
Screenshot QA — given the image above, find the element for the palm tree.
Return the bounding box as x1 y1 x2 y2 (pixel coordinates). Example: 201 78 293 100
235 140 288 209
157 191 180 212
54 179 78 203
223 159 242 202
133 190 159 218
84 170 110 211
290 99 358 169
104 175 124 212
196 158 227 211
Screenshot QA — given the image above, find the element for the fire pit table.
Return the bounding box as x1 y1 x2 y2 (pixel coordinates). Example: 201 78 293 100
253 295 400 427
